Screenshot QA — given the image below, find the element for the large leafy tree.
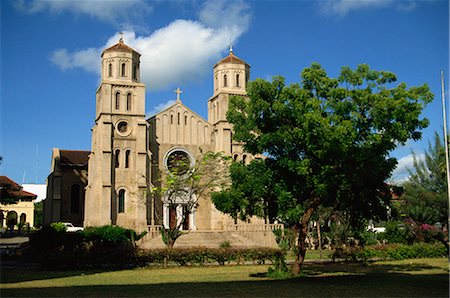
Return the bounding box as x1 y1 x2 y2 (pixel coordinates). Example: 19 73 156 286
225 63 432 275
211 159 282 224
402 132 448 226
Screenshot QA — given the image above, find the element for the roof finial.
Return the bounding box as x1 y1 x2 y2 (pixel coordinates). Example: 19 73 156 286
174 87 183 102
119 32 124 43
229 39 233 55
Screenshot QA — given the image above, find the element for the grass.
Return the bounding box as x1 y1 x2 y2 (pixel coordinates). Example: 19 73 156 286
1 258 448 297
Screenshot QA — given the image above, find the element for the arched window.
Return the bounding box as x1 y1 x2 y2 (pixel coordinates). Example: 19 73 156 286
236 74 240 87
71 185 80 213
108 63 112 77
115 149 120 168
115 92 120 110
20 213 26 224
170 115 173 124
242 154 247 164
233 154 238 162
121 63 126 76
224 74 228 87
126 93 132 111
118 189 125 213
125 150 130 168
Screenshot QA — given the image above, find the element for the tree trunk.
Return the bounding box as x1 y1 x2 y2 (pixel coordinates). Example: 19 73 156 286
292 198 321 276
317 220 322 259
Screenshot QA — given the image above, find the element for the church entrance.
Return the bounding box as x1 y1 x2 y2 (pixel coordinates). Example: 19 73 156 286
169 207 177 229
164 203 195 231
182 205 189 230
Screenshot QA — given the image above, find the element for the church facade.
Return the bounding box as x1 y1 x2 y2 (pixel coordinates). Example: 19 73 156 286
45 39 262 231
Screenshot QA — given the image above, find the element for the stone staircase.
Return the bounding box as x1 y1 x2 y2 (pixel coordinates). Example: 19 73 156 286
139 230 273 249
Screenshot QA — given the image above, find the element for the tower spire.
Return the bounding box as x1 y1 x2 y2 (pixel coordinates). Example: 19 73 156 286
229 39 233 55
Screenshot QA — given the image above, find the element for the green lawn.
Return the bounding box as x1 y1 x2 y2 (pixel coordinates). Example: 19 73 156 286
1 258 448 297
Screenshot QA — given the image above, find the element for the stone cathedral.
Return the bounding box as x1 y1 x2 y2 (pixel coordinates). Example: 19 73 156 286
44 38 264 232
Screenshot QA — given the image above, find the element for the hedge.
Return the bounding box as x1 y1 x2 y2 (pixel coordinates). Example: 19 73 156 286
136 247 284 267
29 225 283 269
333 242 447 262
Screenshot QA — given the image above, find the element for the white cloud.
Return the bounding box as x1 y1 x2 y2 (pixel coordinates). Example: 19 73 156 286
147 99 176 117
14 0 152 24
49 0 252 91
50 48 101 73
318 0 420 17
389 152 425 183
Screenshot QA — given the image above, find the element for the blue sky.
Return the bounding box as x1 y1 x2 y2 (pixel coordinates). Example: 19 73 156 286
1 0 448 185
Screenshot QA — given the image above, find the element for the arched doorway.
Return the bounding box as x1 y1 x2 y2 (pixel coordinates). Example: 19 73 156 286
6 211 18 230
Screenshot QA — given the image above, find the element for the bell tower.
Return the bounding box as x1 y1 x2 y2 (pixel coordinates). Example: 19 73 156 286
208 47 250 156
85 36 148 229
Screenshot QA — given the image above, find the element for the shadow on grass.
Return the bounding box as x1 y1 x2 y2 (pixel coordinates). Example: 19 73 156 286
300 260 448 276
2 273 448 297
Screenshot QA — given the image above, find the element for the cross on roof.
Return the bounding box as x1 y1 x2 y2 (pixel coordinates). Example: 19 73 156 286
174 87 183 101
119 32 124 42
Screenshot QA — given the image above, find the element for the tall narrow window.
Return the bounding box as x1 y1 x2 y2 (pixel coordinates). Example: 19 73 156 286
236 74 240 87
125 150 130 168
171 115 173 124
177 113 180 125
115 92 120 110
121 63 126 76
126 93 132 111
118 189 125 213
133 65 137 80
115 149 120 168
108 63 112 77
184 115 187 125
224 74 228 87
71 184 80 213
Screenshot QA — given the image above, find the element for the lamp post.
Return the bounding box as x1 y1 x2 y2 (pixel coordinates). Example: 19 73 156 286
440 71 450 246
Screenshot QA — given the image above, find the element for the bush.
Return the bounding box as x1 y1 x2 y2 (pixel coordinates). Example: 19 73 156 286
333 243 447 262
273 228 296 251
30 225 142 269
82 225 131 244
136 247 283 267
50 222 67 232
381 221 413 244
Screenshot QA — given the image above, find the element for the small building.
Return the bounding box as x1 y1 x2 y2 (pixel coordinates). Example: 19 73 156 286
44 149 89 227
0 176 37 228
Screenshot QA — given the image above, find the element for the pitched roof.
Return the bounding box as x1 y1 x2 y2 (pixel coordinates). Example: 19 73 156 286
215 51 248 67
102 39 140 56
60 150 90 166
0 176 37 200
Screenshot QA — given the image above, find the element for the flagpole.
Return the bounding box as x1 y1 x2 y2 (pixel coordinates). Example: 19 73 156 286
441 71 450 242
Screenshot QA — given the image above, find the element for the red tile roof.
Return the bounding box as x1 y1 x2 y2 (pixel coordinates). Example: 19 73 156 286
60 150 90 166
215 52 248 67
102 39 140 56
0 176 37 201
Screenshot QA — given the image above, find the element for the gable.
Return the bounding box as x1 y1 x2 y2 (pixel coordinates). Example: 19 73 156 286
148 101 213 146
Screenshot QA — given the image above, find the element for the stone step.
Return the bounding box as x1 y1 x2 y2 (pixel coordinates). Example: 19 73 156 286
139 230 275 249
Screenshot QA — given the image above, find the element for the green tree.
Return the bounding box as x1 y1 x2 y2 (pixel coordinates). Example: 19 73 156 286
34 201 43 228
401 133 448 252
152 151 230 248
211 159 281 224
225 63 432 275
402 132 448 225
